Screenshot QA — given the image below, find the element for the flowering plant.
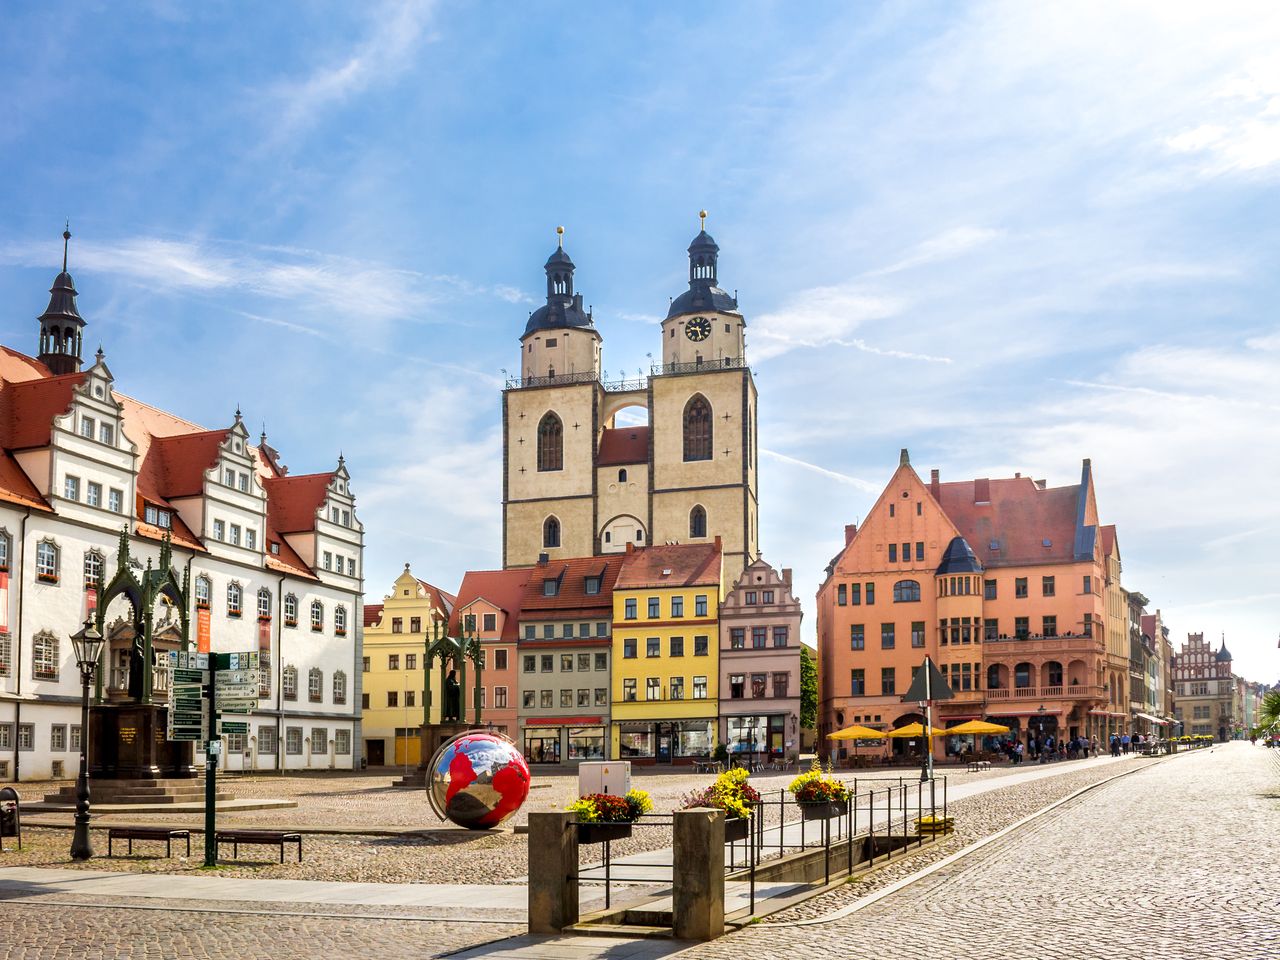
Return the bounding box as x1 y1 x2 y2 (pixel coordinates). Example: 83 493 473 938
787 760 850 804
681 767 760 820
567 789 652 823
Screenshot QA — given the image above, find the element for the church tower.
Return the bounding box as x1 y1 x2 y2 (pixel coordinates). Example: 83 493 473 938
503 230 604 567
37 226 86 376
501 217 759 585
650 212 757 582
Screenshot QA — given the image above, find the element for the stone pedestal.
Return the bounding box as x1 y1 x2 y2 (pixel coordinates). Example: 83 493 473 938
673 808 725 940
89 703 196 780
528 812 578 934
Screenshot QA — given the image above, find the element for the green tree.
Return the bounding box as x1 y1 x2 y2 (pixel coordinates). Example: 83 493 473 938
1259 690 1280 729
800 644 818 730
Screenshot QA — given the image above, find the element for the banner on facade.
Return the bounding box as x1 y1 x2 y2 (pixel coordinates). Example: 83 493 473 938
197 607 211 653
0 570 8 633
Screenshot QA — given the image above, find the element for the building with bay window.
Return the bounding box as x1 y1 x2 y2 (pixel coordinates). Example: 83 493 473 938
0 232 364 780
718 558 803 763
610 539 722 763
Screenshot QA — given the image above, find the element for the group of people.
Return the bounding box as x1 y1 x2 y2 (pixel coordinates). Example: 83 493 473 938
993 731 1160 764
1108 732 1154 756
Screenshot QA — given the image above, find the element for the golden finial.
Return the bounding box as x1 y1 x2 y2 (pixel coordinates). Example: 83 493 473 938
556 225 564 248
699 209 708 231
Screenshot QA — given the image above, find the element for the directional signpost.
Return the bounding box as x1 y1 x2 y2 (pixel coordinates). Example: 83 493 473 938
167 649 260 865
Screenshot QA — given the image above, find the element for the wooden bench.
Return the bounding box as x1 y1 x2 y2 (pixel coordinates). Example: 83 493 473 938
107 827 191 858
967 760 992 773
214 829 302 863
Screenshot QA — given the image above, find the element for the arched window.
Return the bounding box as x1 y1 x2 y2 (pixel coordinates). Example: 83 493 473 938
35 540 60 583
618 468 627 483
283 665 298 701
689 505 707 539
335 604 348 635
283 593 298 626
332 670 347 705
84 550 105 591
195 575 211 609
1044 661 1063 687
257 587 272 620
1014 662 1032 689
893 580 921 603
308 667 323 702
986 664 1002 690
683 394 712 462
310 600 324 631
537 412 563 472
227 582 243 617
543 516 561 549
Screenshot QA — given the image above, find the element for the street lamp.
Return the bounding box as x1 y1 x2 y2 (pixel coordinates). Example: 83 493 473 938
69 617 105 861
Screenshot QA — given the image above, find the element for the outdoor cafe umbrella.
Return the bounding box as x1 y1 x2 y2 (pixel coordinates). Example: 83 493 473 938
886 722 944 739
942 720 1011 736
827 724 883 759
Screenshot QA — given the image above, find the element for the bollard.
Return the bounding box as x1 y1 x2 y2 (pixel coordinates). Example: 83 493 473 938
528 812 578 934
673 808 725 940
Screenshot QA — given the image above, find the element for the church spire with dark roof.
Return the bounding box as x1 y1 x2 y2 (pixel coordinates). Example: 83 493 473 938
522 226 595 338
666 210 740 320
38 223 86 376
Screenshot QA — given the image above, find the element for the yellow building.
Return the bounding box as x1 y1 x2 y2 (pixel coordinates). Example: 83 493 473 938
610 541 723 763
501 220 758 587
360 563 456 767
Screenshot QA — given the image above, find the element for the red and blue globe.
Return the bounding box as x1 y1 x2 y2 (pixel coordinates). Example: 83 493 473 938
426 731 532 829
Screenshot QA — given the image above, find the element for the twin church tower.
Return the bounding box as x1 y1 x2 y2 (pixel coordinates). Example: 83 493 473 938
501 216 759 584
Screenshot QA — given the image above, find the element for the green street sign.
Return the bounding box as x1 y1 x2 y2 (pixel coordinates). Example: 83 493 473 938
217 720 248 734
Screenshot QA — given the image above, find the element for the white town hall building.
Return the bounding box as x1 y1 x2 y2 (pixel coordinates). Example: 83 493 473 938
0 231 364 780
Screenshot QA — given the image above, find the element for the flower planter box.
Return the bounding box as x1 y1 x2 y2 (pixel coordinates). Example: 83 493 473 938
724 817 749 843
799 799 849 821
576 821 633 844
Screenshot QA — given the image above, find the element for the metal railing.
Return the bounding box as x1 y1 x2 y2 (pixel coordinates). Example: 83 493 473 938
504 356 750 391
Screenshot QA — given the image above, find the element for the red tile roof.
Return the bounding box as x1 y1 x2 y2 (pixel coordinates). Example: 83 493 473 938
0 346 52 383
615 541 722 589
418 579 457 619
145 430 228 499
449 568 532 642
597 427 649 467
1100 524 1117 557
935 476 1081 567
0 450 49 512
364 603 384 628
2 373 86 449
519 554 625 618
262 473 334 534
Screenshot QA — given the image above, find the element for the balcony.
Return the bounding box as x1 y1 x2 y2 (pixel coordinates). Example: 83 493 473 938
986 684 1105 702
983 633 1100 653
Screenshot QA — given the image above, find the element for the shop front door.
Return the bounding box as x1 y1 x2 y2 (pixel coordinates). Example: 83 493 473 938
657 724 672 763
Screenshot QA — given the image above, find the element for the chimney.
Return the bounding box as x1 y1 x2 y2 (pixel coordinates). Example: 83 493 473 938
929 469 939 498
844 523 857 545
713 535 722 551
899 448 910 466
625 541 635 554
782 567 793 587
974 478 990 503
537 552 549 566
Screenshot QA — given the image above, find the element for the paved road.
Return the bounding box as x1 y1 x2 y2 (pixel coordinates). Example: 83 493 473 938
682 741 1279 960
1 744 1272 959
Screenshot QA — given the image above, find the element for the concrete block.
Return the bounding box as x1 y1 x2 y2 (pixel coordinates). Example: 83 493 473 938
527 811 578 934
673 807 725 940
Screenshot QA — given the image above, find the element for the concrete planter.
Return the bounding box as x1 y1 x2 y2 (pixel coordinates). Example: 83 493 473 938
724 816 749 842
576 821 633 844
799 799 849 821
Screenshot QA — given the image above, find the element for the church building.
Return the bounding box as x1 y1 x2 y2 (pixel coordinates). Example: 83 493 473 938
501 217 759 586
0 230 364 780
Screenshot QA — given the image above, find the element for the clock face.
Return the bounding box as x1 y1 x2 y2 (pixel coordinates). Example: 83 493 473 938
685 316 712 342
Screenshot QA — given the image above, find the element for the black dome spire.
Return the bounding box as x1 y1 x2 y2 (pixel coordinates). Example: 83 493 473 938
523 226 594 338
38 225 86 375
666 210 740 320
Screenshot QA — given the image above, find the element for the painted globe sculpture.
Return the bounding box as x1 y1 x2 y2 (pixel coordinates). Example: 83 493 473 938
426 731 532 829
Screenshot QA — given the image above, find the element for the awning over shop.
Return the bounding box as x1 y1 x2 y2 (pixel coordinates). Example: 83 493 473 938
538 716 605 726
1135 713 1167 725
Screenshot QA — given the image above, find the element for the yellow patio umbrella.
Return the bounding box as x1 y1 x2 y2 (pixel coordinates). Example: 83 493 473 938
827 723 884 761
826 724 884 741
886 722 944 738
942 720 1011 736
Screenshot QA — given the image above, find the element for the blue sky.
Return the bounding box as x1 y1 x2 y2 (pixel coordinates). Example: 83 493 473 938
1 2 1277 682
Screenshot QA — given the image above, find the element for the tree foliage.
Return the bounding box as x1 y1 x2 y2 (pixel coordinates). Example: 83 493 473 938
1259 690 1280 729
800 644 818 730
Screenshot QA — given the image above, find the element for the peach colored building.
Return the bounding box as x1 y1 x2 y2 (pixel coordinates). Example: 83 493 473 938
448 568 532 738
817 451 1114 759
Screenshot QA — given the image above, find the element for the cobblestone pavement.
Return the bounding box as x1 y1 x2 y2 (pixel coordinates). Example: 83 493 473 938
680 742 1279 960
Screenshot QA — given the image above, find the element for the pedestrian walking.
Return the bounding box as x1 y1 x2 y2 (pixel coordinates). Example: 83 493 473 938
1121 733 1131 755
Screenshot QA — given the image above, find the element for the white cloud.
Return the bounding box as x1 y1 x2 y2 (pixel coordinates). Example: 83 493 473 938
760 448 880 492
863 226 1002 278
750 286 906 362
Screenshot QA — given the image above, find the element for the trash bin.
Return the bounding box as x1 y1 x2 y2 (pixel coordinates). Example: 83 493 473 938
0 786 20 852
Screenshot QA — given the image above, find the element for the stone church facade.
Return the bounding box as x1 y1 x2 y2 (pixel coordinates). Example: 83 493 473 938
501 218 759 585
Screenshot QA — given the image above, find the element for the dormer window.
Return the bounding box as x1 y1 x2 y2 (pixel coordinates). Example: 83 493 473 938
543 579 559 597
270 542 280 555
585 576 601 595
144 504 172 529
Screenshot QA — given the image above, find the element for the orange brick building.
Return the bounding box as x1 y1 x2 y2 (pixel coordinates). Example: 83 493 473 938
817 451 1117 758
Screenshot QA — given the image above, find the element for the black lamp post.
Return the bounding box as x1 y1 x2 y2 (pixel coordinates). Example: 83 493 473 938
69 617 104 861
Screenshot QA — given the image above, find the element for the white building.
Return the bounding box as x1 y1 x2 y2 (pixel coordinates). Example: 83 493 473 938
0 232 364 780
